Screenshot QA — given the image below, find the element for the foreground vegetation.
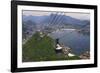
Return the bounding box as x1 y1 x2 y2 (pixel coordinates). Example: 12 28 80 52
22 32 80 62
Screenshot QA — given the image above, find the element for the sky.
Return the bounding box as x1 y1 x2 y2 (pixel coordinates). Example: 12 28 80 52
22 10 90 20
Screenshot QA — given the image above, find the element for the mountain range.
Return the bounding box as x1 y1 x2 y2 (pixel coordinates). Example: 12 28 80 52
23 13 90 27
22 13 90 34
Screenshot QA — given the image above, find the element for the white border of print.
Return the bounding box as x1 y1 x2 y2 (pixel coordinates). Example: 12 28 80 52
17 5 94 68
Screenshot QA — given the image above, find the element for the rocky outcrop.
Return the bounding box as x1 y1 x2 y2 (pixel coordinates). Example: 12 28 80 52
79 51 90 59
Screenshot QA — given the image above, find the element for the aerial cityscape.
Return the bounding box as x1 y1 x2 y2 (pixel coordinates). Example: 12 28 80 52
22 10 90 62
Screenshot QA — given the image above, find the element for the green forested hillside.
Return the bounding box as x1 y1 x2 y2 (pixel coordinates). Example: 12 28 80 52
22 32 80 62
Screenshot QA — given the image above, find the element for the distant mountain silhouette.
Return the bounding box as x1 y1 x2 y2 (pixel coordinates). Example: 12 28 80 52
23 13 90 29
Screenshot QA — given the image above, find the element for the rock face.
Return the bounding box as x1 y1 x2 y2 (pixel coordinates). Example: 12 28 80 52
63 47 71 55
62 46 71 57
79 51 90 59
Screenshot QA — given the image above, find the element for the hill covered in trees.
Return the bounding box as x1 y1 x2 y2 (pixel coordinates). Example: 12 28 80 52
22 32 80 62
